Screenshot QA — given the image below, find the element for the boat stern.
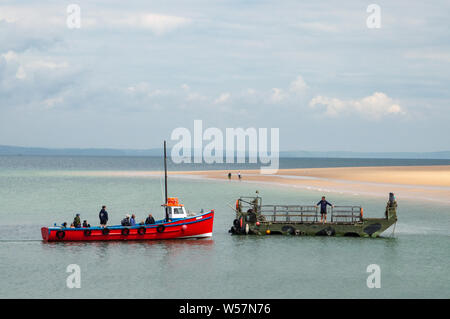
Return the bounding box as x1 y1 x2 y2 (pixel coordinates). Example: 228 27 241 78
41 227 49 241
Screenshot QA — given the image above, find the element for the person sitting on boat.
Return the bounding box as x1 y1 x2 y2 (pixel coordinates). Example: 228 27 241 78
82 220 90 228
316 196 334 223
61 222 68 228
145 214 156 225
121 214 131 226
130 214 136 226
73 213 81 228
99 205 108 227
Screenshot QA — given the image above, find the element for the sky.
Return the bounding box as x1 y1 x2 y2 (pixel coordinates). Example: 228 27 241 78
0 0 449 152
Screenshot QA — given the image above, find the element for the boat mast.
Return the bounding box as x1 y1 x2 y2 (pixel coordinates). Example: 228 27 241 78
164 140 169 222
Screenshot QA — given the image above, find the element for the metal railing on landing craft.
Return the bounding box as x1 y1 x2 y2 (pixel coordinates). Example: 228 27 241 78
257 205 363 224
330 206 363 223
259 205 319 223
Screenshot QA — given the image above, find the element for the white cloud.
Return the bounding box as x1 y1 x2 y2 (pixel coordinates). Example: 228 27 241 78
268 75 309 103
214 92 231 104
186 92 207 102
289 75 308 93
1 50 69 80
126 83 171 99
1 50 19 62
0 6 191 35
137 14 191 35
27 61 68 70
309 92 406 119
0 6 64 29
15 65 26 79
104 13 191 35
43 96 64 109
270 88 286 102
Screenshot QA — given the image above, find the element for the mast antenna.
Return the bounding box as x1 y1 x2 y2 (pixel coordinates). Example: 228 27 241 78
164 140 169 221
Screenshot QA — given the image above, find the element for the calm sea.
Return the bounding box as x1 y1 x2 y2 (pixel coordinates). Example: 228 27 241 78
0 156 449 298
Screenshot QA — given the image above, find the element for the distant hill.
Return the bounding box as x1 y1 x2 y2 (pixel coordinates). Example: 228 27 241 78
0 145 162 157
280 150 450 159
1 145 450 159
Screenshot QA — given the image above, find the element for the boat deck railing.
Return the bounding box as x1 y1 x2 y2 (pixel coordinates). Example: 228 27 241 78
257 205 363 224
330 206 363 223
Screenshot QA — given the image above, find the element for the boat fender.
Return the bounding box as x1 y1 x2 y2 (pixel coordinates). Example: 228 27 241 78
102 228 110 235
138 227 146 235
84 229 92 236
121 228 130 236
181 225 187 232
245 223 249 235
56 230 65 239
156 225 165 233
239 217 246 234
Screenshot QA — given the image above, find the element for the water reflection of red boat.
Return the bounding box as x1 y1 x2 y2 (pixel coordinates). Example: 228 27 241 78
41 141 215 242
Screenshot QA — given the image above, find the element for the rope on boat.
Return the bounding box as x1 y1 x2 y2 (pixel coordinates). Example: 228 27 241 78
390 222 397 237
227 203 238 213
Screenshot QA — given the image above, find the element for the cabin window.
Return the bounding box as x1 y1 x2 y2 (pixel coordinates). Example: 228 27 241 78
173 208 183 215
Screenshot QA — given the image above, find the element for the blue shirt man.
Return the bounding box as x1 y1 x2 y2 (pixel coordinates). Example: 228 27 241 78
130 214 136 226
316 196 333 223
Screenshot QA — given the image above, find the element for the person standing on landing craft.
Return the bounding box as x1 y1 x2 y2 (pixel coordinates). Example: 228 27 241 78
316 196 334 223
99 205 108 227
238 171 242 180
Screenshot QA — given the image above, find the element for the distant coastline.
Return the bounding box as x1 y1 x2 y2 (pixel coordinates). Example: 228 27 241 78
1 145 450 159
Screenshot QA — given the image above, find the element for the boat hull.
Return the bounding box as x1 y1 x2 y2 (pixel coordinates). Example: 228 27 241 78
233 217 396 238
42 211 214 242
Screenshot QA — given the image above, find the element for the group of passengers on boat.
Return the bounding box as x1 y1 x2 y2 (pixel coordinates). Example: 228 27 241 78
59 205 157 229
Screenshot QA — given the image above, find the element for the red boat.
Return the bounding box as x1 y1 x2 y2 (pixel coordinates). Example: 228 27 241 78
41 209 214 242
41 141 215 242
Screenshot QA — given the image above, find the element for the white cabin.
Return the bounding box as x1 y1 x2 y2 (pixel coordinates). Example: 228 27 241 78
166 197 187 219
167 205 187 219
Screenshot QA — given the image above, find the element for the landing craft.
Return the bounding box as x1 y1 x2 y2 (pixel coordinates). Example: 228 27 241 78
229 192 397 237
41 141 214 242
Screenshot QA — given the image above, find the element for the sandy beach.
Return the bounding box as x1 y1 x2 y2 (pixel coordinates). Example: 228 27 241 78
72 165 450 205
174 166 450 204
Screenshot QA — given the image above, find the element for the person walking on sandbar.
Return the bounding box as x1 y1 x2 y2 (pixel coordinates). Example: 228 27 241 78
316 196 334 223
